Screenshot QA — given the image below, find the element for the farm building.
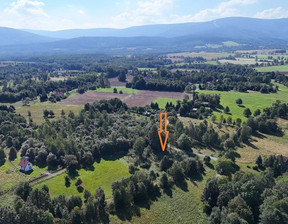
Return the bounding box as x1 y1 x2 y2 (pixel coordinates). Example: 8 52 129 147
19 156 33 172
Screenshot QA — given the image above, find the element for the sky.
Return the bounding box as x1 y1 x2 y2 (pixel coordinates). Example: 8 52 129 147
0 0 288 30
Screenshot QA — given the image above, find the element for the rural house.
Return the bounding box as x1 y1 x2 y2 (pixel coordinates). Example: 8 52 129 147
19 156 33 172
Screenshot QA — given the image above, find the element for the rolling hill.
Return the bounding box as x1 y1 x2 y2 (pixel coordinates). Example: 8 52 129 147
24 17 288 39
0 27 59 46
0 17 288 56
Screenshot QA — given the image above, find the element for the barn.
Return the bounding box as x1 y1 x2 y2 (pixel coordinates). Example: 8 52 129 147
19 156 33 172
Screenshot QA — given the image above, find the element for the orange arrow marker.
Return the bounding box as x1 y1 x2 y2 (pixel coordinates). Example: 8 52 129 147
158 112 169 151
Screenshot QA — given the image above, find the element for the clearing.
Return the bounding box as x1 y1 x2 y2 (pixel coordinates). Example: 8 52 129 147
256 65 288 72
199 83 288 121
34 159 130 199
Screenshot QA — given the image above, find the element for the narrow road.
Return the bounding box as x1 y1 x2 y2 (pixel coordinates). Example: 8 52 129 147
30 168 66 186
193 152 218 161
169 145 218 161
168 144 220 177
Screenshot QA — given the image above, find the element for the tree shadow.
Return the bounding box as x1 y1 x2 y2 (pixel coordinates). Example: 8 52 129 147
101 151 127 161
115 206 134 221
83 165 95 171
243 141 259 150
205 162 215 170
22 169 34 175
189 172 203 182
175 179 188 192
163 187 173 197
253 132 267 139
238 105 245 108
36 163 47 169
68 170 79 180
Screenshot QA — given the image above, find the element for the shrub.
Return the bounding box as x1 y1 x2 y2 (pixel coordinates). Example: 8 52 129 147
75 178 82 186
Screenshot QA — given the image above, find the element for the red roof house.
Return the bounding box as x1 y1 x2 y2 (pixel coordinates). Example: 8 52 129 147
19 156 33 172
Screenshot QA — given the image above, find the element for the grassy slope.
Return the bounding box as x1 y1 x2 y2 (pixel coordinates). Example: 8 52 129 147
110 163 216 224
199 83 288 121
237 118 288 164
256 65 288 72
35 159 130 198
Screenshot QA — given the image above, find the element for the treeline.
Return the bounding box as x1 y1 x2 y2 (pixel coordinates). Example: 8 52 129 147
127 64 277 93
164 94 220 119
202 154 288 223
126 76 186 92
0 73 109 103
0 182 109 224
245 101 287 135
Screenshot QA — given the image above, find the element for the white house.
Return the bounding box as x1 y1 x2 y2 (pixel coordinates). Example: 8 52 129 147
19 156 33 172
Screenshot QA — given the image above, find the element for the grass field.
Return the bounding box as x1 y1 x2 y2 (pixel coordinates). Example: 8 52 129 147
95 87 139 94
50 77 67 81
205 61 218 65
17 102 83 124
138 68 157 71
35 159 130 198
219 58 256 65
0 154 48 192
153 97 180 109
168 52 233 60
199 83 288 121
255 65 288 72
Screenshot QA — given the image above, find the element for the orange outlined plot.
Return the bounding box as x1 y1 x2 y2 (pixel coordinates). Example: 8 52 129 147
158 112 169 151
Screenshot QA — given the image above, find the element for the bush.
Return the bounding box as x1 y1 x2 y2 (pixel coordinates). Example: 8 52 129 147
129 164 136 174
0 148 6 165
236 98 242 105
9 147 17 161
75 178 82 186
216 158 237 176
177 133 192 150
65 175 71 187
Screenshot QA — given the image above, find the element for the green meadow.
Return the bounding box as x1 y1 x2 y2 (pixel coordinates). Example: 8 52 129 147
153 97 180 109
35 159 130 198
256 65 288 72
95 86 139 94
199 83 288 121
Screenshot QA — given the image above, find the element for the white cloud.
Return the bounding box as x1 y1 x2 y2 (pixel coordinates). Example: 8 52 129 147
4 0 47 17
170 0 257 23
110 0 174 28
0 0 94 30
254 7 288 19
0 0 49 29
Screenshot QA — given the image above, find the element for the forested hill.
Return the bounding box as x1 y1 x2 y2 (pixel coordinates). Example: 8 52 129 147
1 17 288 55
25 17 288 39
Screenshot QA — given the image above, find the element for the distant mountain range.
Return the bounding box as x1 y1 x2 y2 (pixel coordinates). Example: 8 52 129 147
1 17 288 56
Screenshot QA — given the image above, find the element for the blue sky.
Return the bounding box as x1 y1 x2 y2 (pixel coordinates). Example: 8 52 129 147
0 0 287 30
